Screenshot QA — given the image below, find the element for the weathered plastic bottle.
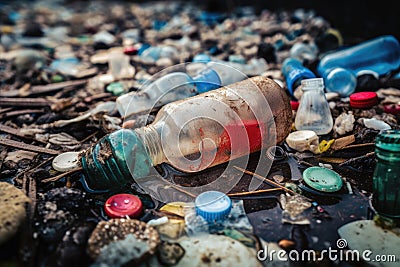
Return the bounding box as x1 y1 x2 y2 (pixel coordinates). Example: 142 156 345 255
116 62 247 119
317 35 400 97
372 129 400 219
295 78 333 135
81 76 292 191
281 57 316 99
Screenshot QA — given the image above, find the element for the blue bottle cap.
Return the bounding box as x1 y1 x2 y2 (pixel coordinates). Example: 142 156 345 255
192 68 221 93
195 191 232 222
193 54 211 63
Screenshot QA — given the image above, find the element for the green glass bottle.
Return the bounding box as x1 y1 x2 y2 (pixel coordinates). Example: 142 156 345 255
372 129 400 219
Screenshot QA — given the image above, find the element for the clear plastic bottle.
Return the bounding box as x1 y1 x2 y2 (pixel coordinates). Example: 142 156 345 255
81 76 292 191
295 78 333 135
317 35 400 97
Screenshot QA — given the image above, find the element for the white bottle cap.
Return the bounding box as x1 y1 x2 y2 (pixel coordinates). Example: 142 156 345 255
52 151 80 172
286 130 320 153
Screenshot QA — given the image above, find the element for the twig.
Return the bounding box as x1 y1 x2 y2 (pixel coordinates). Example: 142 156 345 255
0 109 45 120
0 98 51 107
168 184 196 198
227 188 282 197
0 138 60 155
41 167 83 183
338 152 375 167
233 166 296 195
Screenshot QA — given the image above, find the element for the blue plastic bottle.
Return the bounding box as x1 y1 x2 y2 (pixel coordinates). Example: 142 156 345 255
281 57 316 99
317 35 400 97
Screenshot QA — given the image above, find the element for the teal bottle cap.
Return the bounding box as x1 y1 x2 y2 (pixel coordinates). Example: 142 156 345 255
195 191 232 222
302 167 343 192
375 129 400 152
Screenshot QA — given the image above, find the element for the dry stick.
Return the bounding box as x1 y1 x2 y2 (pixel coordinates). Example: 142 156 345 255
0 109 45 120
0 124 46 144
0 138 60 155
0 98 51 107
233 166 296 195
227 188 283 197
41 167 83 183
168 184 196 198
79 130 100 144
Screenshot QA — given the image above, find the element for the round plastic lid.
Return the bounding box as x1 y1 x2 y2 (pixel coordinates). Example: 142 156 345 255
104 193 143 218
123 46 138 55
290 100 300 111
383 104 400 116
302 167 343 192
350 92 378 109
195 191 232 222
52 151 80 172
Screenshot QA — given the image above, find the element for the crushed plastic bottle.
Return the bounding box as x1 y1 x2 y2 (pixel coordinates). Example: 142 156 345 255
80 76 292 191
317 35 400 97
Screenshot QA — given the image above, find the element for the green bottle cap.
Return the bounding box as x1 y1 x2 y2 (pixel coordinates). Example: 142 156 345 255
302 166 343 193
375 129 400 152
81 129 152 192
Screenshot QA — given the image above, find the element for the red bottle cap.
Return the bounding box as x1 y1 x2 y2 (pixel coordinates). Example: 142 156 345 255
383 104 400 115
290 100 299 111
123 46 138 55
350 92 378 109
104 193 143 218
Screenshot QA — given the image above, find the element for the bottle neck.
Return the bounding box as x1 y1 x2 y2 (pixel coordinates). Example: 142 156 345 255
134 126 165 166
376 147 400 163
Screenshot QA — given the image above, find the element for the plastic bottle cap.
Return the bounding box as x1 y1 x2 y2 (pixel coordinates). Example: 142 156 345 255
350 92 378 109
285 130 319 152
123 46 138 56
383 104 400 116
52 151 80 172
302 166 343 192
195 191 232 222
104 193 143 218
290 100 299 111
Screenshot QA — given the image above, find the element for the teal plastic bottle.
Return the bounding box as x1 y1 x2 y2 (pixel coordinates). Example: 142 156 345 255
317 35 400 97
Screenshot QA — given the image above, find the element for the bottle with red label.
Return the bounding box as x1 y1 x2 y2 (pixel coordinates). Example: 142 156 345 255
80 76 292 191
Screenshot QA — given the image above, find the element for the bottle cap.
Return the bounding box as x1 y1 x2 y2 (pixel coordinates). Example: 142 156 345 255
104 193 143 218
302 166 343 192
383 104 400 116
123 46 138 56
52 151 80 172
375 129 400 152
192 68 221 93
290 100 299 111
195 191 232 222
350 92 378 109
285 130 319 153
